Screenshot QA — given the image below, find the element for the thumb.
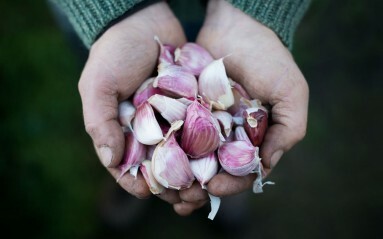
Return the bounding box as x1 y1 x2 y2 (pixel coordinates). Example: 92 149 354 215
260 76 309 174
78 60 125 168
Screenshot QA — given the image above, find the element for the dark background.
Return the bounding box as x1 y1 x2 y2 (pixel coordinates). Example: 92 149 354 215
1 0 382 238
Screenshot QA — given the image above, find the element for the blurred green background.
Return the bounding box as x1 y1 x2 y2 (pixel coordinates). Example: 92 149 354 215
1 0 382 238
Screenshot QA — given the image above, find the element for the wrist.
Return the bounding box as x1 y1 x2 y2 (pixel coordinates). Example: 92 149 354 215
206 0 311 49
92 2 185 53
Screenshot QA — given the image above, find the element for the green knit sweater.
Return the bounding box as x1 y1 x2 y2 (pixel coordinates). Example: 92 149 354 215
50 0 311 49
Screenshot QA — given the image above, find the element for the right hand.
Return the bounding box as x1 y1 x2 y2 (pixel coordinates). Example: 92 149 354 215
78 2 186 203
173 0 309 216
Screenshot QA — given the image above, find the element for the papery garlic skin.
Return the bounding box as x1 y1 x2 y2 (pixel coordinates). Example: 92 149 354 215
117 131 146 182
152 133 194 190
140 160 165 194
154 65 198 99
133 77 163 107
174 43 214 76
229 78 250 99
181 101 222 158
189 152 218 189
212 111 233 137
133 102 163 145
118 101 136 131
228 79 251 115
234 126 252 144
148 94 187 124
146 145 156 160
218 141 260 176
154 36 176 69
198 58 234 110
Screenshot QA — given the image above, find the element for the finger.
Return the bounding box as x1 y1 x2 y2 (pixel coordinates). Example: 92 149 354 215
179 181 208 203
156 189 182 204
260 74 309 170
79 61 125 168
108 167 151 199
173 200 208 216
207 172 257 197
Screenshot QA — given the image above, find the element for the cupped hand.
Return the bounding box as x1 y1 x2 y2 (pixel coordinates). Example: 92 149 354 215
78 2 186 202
173 0 309 215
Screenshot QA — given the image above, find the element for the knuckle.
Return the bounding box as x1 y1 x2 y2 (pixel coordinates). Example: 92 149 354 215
292 122 307 143
134 185 151 199
85 123 98 139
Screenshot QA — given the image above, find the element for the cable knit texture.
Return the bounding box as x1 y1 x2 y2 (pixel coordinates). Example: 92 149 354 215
51 0 310 49
50 0 144 48
226 0 311 49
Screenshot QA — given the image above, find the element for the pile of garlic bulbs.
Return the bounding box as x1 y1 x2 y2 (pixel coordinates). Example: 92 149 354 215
116 37 273 220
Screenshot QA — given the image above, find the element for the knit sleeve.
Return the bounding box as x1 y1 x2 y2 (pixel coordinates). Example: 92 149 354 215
225 0 311 49
50 0 160 48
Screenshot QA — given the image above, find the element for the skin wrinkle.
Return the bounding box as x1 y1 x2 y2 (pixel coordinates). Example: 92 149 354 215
179 182 208 202
156 189 182 204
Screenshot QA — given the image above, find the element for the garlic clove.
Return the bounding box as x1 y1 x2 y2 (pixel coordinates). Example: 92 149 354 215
140 160 165 194
243 106 268 147
181 101 222 158
176 97 194 106
148 94 188 124
229 78 250 99
133 77 163 107
118 100 136 131
234 126 252 144
198 58 234 110
152 133 195 190
154 36 176 70
116 131 147 182
227 79 251 115
163 120 184 140
218 141 261 176
133 102 163 145
212 111 233 138
232 116 244 126
174 43 214 76
189 152 218 189
146 145 156 160
154 65 198 99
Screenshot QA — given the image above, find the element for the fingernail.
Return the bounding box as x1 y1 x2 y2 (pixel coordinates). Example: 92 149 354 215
98 146 113 167
270 150 283 169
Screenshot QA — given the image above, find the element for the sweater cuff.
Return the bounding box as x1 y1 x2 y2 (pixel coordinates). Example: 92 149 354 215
51 0 161 48
225 0 311 49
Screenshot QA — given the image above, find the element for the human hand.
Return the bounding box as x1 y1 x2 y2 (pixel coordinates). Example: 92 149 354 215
78 2 187 203
173 0 309 215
